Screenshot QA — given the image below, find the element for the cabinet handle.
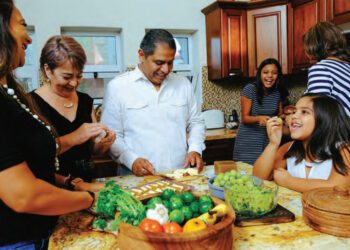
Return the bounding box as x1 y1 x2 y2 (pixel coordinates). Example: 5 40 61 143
300 68 308 71
229 72 236 76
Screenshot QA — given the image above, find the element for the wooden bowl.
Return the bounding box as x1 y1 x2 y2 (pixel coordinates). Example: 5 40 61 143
118 193 235 250
302 186 350 237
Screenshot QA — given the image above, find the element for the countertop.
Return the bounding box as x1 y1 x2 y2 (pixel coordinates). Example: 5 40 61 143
205 128 237 141
48 163 350 250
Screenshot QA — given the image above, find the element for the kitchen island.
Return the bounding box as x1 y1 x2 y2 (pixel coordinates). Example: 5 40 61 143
48 163 349 250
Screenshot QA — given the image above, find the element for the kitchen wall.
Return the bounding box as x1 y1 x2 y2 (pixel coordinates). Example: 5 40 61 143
17 0 307 116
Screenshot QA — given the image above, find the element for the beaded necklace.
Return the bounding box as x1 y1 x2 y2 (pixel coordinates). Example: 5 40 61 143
1 84 60 171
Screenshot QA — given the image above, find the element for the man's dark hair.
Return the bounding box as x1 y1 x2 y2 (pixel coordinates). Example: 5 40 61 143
140 29 176 57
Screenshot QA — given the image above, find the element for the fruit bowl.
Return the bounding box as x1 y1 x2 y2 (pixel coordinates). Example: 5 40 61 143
118 192 235 250
224 180 278 218
208 174 262 200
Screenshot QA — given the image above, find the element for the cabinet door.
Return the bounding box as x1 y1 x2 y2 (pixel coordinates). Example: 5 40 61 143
288 0 327 73
203 138 235 165
205 8 223 81
223 9 248 78
328 0 350 24
247 5 288 77
205 8 247 80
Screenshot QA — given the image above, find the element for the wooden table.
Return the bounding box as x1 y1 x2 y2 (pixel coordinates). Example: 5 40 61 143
48 163 350 250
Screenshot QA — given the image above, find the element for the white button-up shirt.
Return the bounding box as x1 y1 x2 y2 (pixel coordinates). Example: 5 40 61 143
101 66 205 172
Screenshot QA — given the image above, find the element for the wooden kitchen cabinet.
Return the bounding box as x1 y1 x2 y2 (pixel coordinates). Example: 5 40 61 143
202 0 291 80
327 0 350 24
287 0 327 73
202 138 235 165
247 5 288 76
202 3 248 80
92 155 119 178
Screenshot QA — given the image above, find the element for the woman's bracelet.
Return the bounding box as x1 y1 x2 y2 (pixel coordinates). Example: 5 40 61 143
86 191 95 209
63 174 83 190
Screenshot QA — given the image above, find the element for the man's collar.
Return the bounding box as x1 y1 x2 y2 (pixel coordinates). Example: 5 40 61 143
131 65 170 87
130 65 147 82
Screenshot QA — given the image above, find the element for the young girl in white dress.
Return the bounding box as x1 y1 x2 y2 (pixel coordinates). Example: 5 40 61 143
253 94 350 192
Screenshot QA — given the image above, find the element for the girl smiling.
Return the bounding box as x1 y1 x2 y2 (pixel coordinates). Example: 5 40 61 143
253 94 350 192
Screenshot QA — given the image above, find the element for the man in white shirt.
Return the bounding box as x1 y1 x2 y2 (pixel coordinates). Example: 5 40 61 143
101 29 205 176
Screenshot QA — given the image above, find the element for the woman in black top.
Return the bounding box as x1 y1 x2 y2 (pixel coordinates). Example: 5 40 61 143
31 35 116 189
0 1 95 248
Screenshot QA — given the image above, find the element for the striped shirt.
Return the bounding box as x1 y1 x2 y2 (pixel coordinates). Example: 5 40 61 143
305 59 350 117
233 83 280 165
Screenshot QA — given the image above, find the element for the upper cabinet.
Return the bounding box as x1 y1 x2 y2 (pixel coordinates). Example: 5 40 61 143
202 3 247 80
328 0 350 24
202 0 350 80
247 5 288 76
202 1 289 80
287 0 327 73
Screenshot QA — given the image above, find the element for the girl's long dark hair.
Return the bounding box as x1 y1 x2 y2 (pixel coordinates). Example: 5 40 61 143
286 94 350 176
255 58 288 105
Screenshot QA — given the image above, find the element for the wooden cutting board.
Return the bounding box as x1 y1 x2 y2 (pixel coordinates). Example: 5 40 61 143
234 204 295 227
214 160 237 174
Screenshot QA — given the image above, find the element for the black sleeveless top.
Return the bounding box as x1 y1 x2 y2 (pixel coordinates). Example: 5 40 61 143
0 89 57 245
31 91 95 181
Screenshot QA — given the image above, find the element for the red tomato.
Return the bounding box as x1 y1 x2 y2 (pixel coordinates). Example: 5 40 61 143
139 219 164 233
163 222 183 234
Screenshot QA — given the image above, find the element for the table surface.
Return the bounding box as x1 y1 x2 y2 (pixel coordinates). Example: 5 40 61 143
48 163 350 250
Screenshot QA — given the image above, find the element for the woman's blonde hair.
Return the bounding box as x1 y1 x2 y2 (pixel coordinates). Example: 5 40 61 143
40 35 87 78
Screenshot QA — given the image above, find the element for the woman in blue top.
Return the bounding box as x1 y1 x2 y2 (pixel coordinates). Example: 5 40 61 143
303 22 350 117
233 58 288 165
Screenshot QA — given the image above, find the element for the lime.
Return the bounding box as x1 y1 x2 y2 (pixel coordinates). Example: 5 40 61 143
169 209 184 224
192 212 200 218
169 196 183 210
147 196 163 209
198 195 212 205
199 202 213 214
161 188 175 200
182 191 194 203
162 200 171 210
181 206 193 221
189 201 199 213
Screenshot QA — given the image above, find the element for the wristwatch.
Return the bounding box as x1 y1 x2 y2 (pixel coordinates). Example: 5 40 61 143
64 175 83 190
71 177 84 190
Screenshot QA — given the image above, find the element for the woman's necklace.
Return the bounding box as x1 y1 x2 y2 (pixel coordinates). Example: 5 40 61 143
63 102 74 108
2 84 60 171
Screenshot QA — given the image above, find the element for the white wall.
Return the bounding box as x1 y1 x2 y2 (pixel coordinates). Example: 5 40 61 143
16 0 213 69
16 0 214 105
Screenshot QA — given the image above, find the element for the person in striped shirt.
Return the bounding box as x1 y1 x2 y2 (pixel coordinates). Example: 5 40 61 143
303 22 350 117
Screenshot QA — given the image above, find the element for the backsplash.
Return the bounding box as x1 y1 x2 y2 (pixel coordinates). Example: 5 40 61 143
201 66 306 122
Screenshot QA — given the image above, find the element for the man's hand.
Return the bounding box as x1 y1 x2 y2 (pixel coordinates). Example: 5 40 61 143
184 151 203 173
132 158 156 177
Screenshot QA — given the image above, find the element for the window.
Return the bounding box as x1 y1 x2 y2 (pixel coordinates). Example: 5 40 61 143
15 29 39 92
62 28 122 103
173 34 193 72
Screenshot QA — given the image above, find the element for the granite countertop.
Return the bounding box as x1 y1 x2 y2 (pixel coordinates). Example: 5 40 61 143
48 163 350 250
205 128 237 141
